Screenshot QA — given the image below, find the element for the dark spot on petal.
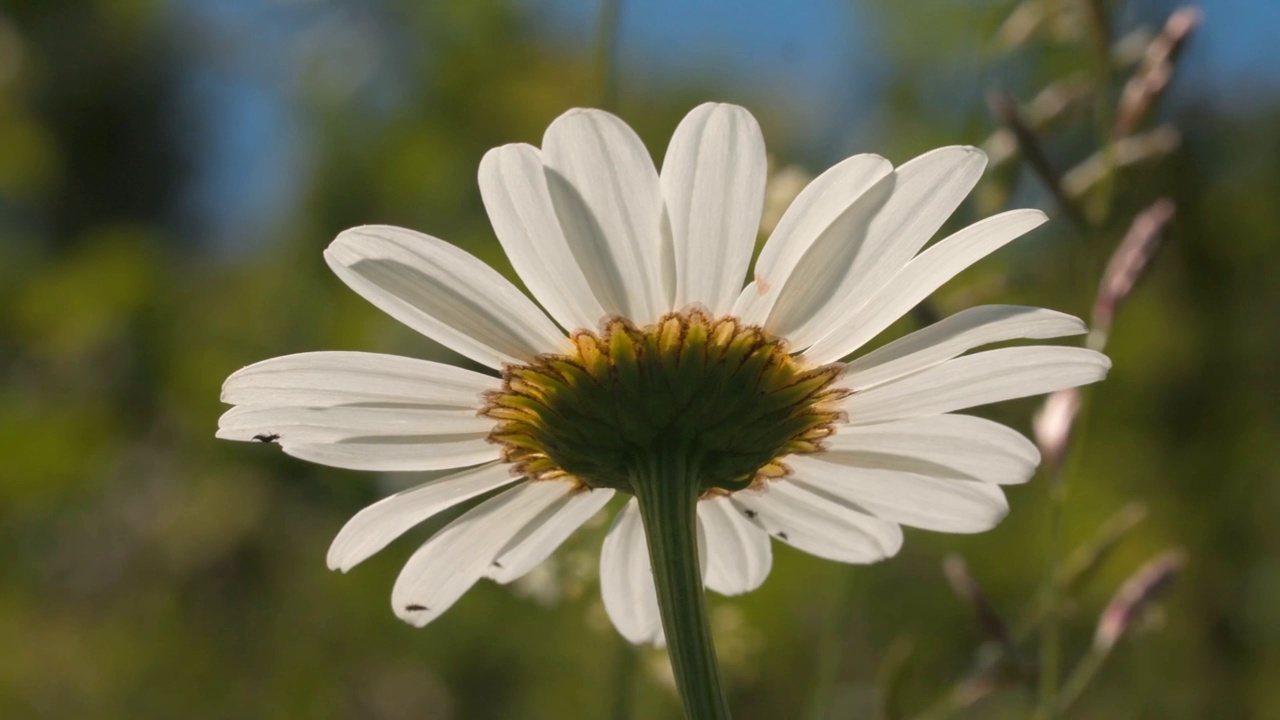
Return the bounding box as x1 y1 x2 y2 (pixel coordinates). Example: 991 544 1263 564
253 433 280 443
776 531 789 541
405 604 429 612
492 560 503 569
743 509 758 519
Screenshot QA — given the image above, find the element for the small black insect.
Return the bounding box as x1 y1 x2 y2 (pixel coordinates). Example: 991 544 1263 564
252 433 280 443
776 531 789 541
405 604 429 612
743 509 758 519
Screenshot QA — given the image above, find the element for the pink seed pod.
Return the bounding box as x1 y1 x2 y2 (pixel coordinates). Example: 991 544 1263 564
1094 550 1186 652
1091 198 1176 347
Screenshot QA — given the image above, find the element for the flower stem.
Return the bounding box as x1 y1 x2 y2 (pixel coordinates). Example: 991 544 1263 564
631 447 732 720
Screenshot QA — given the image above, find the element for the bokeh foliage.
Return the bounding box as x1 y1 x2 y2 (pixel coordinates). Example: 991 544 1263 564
1 1 1277 718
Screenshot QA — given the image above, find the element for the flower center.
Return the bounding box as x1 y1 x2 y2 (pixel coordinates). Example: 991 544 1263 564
482 309 849 494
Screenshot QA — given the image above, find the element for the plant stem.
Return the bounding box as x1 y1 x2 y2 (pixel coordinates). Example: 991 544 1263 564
609 637 639 720
632 448 732 720
593 0 624 110
806 571 859 720
1055 645 1112 716
1036 394 1096 719
1084 0 1117 224
1036 468 1067 720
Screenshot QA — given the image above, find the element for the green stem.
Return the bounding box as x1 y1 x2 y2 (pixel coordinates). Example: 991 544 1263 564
1036 470 1067 720
1036 393 1097 719
1055 645 1112 717
631 448 732 720
593 0 624 110
806 571 859 720
1084 0 1117 225
609 637 639 720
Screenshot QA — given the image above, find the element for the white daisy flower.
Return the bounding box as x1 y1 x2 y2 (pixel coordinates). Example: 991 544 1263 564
219 103 1109 652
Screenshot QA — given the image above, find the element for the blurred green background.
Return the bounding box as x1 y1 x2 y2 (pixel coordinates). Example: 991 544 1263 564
2 0 1278 718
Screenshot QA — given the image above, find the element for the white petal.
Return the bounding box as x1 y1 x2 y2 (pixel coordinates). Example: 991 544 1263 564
697 495 772 595
327 462 520 572
735 153 893 324
217 405 492 443
731 480 903 563
600 498 665 646
325 225 567 369
662 103 767 315
281 436 497 472
843 346 1111 424
542 109 669 324
802 209 1048 365
790 455 1010 533
221 351 498 408
842 305 1087 390
485 487 615 584
392 480 572 627
828 414 1041 485
758 173 896 340
479 143 608 333
771 146 989 350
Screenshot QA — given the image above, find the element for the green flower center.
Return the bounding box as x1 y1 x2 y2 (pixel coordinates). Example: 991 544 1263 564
482 309 849 494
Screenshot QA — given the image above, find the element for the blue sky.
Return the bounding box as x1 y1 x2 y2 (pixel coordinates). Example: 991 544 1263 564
537 0 872 103
183 0 1280 252
536 0 1280 115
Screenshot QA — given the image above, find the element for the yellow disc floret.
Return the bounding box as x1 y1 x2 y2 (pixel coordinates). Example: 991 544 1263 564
482 309 849 494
